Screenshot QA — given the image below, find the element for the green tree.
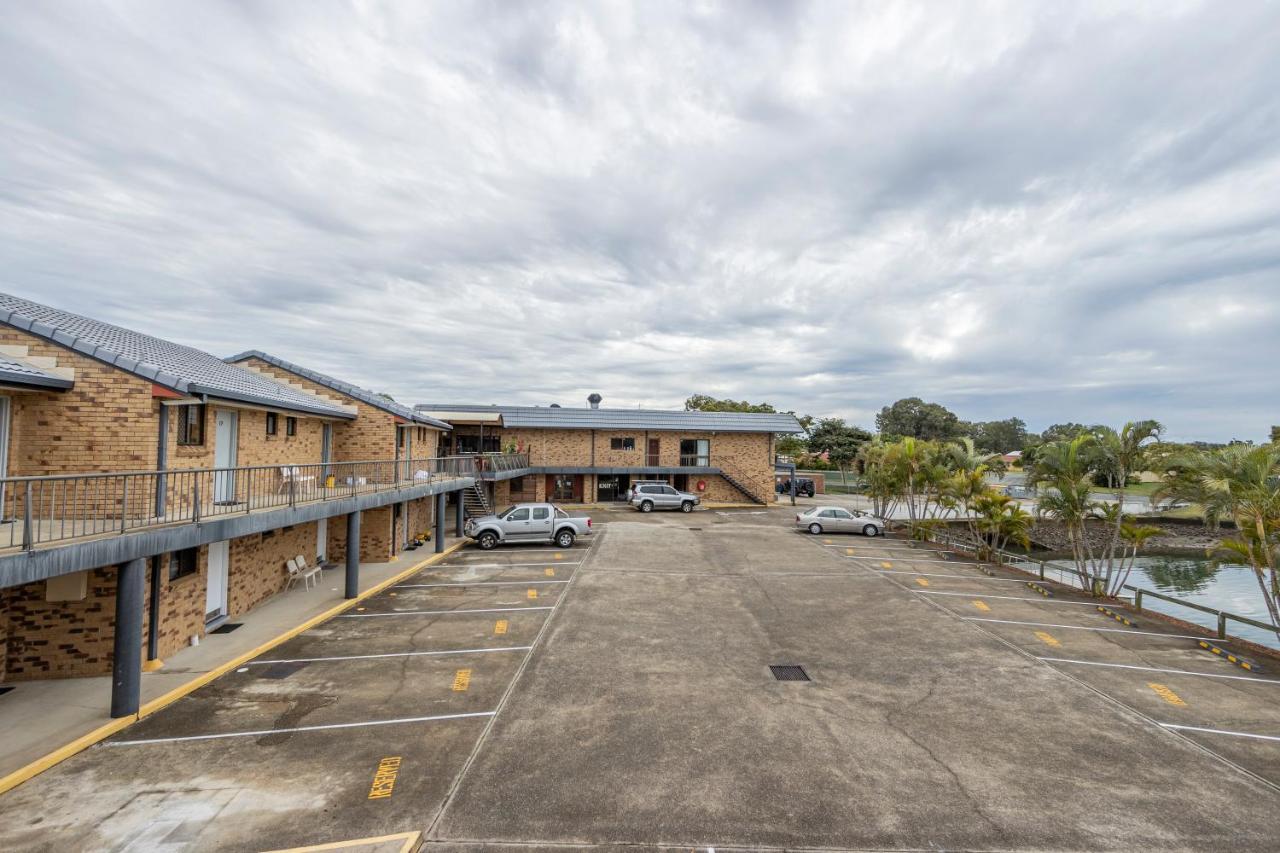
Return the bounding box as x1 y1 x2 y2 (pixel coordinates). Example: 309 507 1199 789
875 397 963 441
969 417 1028 454
1155 444 1280 638
684 394 777 413
807 418 872 473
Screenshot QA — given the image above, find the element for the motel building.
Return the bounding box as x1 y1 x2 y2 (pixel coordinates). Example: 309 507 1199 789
417 400 803 511
0 293 476 723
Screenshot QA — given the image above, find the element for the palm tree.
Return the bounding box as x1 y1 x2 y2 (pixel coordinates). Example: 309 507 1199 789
1029 435 1103 593
973 491 1033 557
1089 420 1164 584
1157 444 1280 638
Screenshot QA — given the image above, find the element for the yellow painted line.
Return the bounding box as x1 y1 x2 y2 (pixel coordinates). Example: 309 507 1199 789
367 755 402 800
545 568 555 576
914 578 930 587
1034 631 1061 648
973 600 991 612
882 561 893 569
1148 682 1188 707
824 539 833 545
452 669 472 691
494 619 509 635
263 830 421 853
527 588 538 599
0 541 471 797
554 553 565 560
845 548 855 556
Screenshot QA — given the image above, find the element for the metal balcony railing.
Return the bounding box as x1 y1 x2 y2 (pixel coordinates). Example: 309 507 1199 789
437 452 530 474
678 454 711 467
0 457 475 552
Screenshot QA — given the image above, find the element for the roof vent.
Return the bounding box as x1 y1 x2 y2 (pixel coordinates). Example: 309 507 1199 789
588 393 602 409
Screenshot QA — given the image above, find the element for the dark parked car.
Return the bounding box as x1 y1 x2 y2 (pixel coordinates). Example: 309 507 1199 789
776 477 816 497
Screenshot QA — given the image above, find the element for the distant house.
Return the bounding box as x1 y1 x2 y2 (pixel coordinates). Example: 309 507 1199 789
1000 450 1023 465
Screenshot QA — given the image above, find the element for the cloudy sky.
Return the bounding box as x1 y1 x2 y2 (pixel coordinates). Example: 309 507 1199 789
2 2 1278 441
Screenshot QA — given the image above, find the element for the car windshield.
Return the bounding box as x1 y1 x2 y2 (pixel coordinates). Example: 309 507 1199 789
498 506 517 519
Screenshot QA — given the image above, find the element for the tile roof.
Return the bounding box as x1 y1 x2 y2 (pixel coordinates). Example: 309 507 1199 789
0 354 73 389
416 403 805 433
227 350 452 430
0 292 353 418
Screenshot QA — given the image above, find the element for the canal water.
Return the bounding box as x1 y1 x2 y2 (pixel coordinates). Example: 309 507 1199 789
1024 554 1279 650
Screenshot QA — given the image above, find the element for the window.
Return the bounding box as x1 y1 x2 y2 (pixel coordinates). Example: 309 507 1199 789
610 437 636 451
266 412 278 435
532 507 550 520
679 438 710 466
286 416 297 436
508 508 530 521
510 476 525 490
176 405 205 446
168 547 198 582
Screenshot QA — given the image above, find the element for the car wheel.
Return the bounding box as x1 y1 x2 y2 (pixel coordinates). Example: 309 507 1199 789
863 524 879 537
804 488 815 498
478 532 498 550
640 500 654 513
680 501 693 513
556 529 575 548
808 523 822 535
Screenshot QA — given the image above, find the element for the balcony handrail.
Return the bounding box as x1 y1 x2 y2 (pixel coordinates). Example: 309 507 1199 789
2 456 475 553
0 457 471 484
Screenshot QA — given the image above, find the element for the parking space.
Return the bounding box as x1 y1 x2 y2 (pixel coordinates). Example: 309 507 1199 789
6 512 1280 851
429 514 1280 849
812 533 1280 788
0 538 594 852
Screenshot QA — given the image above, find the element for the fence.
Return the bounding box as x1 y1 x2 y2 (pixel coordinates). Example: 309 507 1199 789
907 522 1279 644
1 456 476 551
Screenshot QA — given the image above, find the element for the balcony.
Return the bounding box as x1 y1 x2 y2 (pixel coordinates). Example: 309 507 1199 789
678 454 711 467
439 452 531 479
0 457 475 554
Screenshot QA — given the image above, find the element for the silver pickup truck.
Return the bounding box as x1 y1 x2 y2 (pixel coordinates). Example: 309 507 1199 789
465 503 593 550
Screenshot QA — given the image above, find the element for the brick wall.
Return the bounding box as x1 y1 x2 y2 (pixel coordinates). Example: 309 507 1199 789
492 428 775 504
228 524 319 615
1 327 159 477
0 549 210 681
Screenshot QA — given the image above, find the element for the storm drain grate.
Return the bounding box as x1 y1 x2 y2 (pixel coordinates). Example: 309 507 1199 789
258 661 308 680
688 527 703 531
770 665 811 682
210 622 243 634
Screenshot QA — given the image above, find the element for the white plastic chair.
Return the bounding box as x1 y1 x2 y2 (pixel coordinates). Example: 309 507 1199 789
296 553 323 581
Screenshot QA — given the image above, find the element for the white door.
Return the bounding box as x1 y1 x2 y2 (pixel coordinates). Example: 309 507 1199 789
316 517 327 562
205 540 229 623
213 409 238 503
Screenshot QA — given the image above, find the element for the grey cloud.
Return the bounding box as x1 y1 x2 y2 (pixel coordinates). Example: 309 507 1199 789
2 1 1279 442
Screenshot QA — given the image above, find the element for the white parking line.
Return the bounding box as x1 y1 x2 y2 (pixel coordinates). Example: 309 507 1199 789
105 711 497 746
1159 723 1280 743
457 548 591 556
849 557 966 565
877 570 1039 584
917 590 1099 606
248 646 534 665
339 606 555 618
820 543 947 553
1037 657 1280 685
963 617 1216 640
443 562 582 568
398 580 570 588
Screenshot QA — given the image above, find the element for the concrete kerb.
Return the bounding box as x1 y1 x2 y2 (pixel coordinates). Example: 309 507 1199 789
0 540 471 797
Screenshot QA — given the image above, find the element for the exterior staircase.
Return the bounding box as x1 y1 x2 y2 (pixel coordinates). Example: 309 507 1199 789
716 462 768 505
462 483 491 518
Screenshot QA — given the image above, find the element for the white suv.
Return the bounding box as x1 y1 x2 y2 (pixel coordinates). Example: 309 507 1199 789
629 483 701 513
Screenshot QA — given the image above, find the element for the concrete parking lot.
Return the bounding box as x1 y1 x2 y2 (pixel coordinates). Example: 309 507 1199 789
3 506 1280 851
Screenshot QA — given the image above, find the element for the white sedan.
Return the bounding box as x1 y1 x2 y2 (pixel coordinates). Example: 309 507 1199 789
795 505 885 537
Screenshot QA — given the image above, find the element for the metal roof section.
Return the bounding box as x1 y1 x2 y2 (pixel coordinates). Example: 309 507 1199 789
416 403 805 433
227 350 452 430
0 292 354 419
0 353 73 389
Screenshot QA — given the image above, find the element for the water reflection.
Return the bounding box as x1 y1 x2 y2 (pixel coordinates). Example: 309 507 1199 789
1140 555 1219 594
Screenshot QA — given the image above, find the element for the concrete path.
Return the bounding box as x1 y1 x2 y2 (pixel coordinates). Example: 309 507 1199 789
3 508 1280 851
